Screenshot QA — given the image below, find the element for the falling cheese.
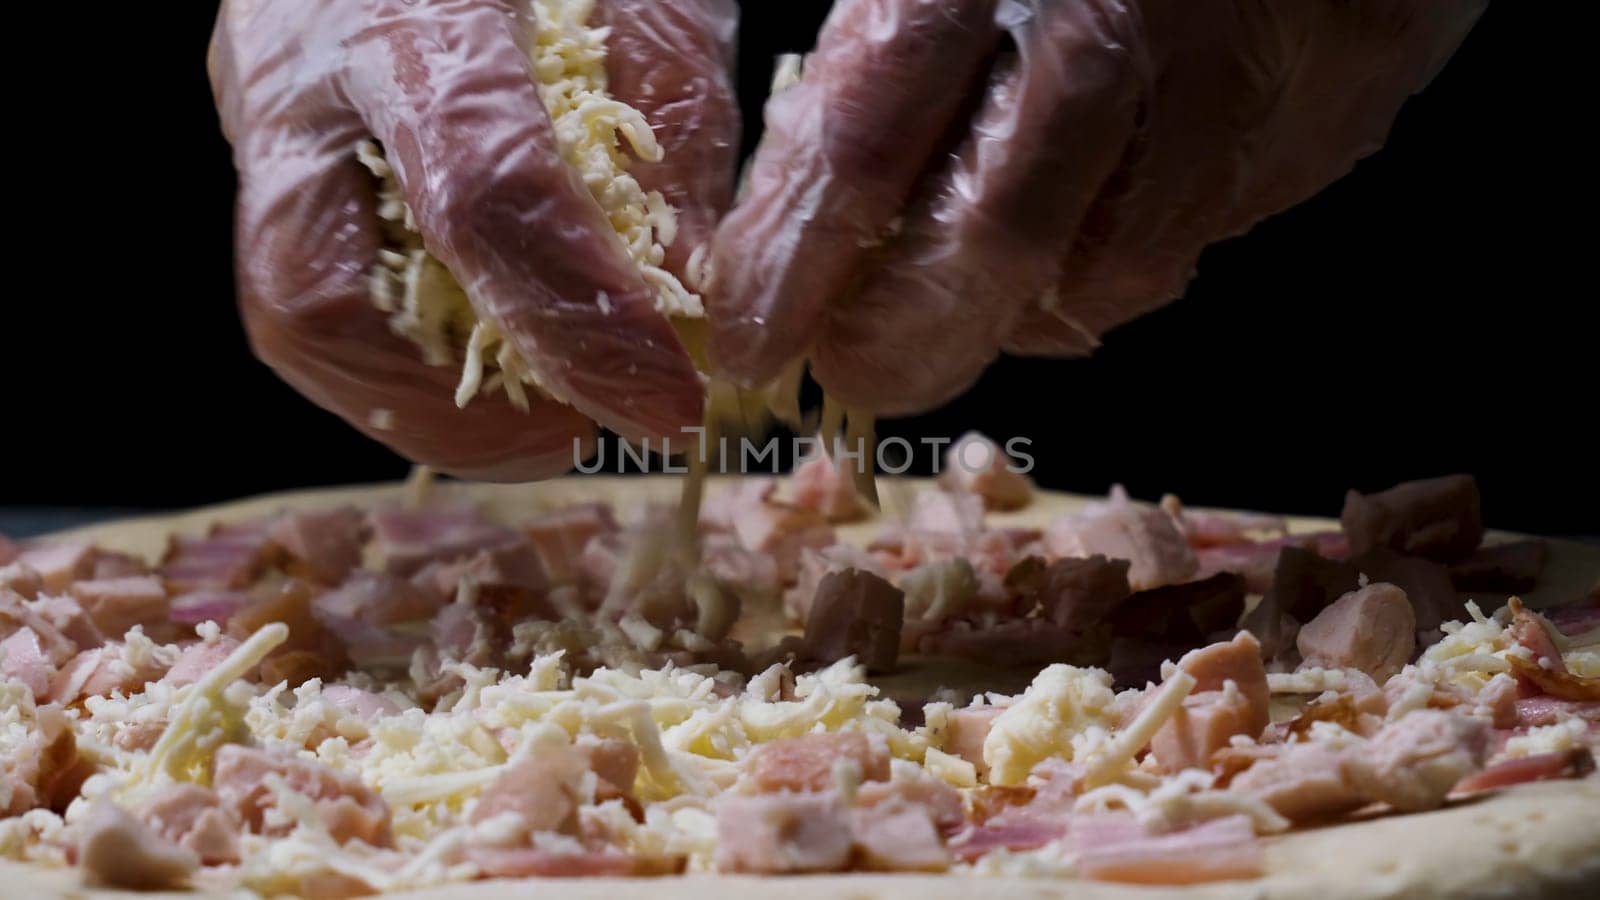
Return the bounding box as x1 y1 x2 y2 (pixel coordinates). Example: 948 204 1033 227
360 0 702 410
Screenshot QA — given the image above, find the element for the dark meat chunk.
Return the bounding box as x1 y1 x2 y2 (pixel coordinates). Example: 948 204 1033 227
1448 540 1548 594
803 569 904 672
1036 556 1132 632
1110 573 1247 644
1340 475 1483 563
1349 548 1462 634
1267 546 1361 622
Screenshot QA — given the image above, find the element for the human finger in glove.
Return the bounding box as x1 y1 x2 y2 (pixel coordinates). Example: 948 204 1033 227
210 0 739 480
708 0 1487 416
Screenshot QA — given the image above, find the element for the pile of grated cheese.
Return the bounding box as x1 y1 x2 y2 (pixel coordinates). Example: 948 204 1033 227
362 0 703 412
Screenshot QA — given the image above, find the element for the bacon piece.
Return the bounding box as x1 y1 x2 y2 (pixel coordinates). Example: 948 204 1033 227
316 571 442 627
471 743 588 833
213 745 391 846
228 582 350 685
701 533 781 602
730 498 835 585
168 589 252 627
78 802 198 890
747 732 890 793
409 540 548 606
949 818 1066 862
1342 475 1483 563
161 523 279 593
1506 598 1600 701
1546 603 1600 637
1296 583 1416 684
69 576 170 639
1340 710 1489 812
15 542 97 592
802 569 904 672
368 507 532 578
1073 813 1263 885
1455 748 1596 793
136 784 242 866
270 507 367 585
714 792 852 874
1 627 55 697
791 449 868 522
1044 492 1197 592
524 503 619 583
0 561 44 599
1515 697 1600 728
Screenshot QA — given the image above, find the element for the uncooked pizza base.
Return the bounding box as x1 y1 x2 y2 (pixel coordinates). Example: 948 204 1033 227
7 477 1599 899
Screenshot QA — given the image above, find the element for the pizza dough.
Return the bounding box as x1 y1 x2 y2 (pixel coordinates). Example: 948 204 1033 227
6 477 1598 898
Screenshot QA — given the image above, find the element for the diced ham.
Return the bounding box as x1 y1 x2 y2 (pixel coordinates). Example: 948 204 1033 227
908 489 986 538
802 569 905 672
1044 491 1197 592
714 792 852 874
1 627 55 697
701 533 780 601
471 743 588 833
731 498 835 584
1454 748 1596 793
700 478 777 533
1297 583 1416 684
320 684 409 720
1034 555 1132 633
50 642 171 703
15 542 97 592
69 576 170 639
1176 633 1270 724
0 535 16 566
576 735 641 805
213 745 392 846
791 449 867 522
746 732 891 793
136 784 243 866
855 773 964 830
1072 813 1263 885
945 705 1006 778
163 637 242 688
78 801 198 890
26 594 104 649
316 571 441 627
1340 710 1489 811
1341 475 1483 563
409 541 548 606
161 523 279 593
368 506 531 578
168 589 252 627
1348 548 1461 634
850 796 950 872
524 503 619 583
1151 690 1263 773
938 432 1034 511
270 507 367 585
1 703 90 817
1230 743 1365 822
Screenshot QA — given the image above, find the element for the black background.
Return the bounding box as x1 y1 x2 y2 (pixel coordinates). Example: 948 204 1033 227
6 2 1595 535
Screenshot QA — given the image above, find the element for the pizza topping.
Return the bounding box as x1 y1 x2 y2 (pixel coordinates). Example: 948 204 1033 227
1449 540 1549 593
1044 488 1198 592
524 503 620 585
714 792 852 874
1341 475 1484 563
1339 709 1489 811
1229 742 1365 822
1296 582 1417 683
1455 747 1595 793
270 508 368 586
69 576 171 640
746 732 891 794
790 445 869 523
1071 813 1263 885
135 784 242 866
14 543 99 593
938 433 1034 512
801 569 905 672
161 524 280 594
214 745 392 846
78 800 199 890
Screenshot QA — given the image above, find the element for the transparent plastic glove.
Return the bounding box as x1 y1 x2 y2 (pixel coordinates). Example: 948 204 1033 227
708 0 1486 416
210 0 739 480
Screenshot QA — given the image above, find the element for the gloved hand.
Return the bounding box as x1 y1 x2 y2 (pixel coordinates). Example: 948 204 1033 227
707 0 1487 415
210 0 738 480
